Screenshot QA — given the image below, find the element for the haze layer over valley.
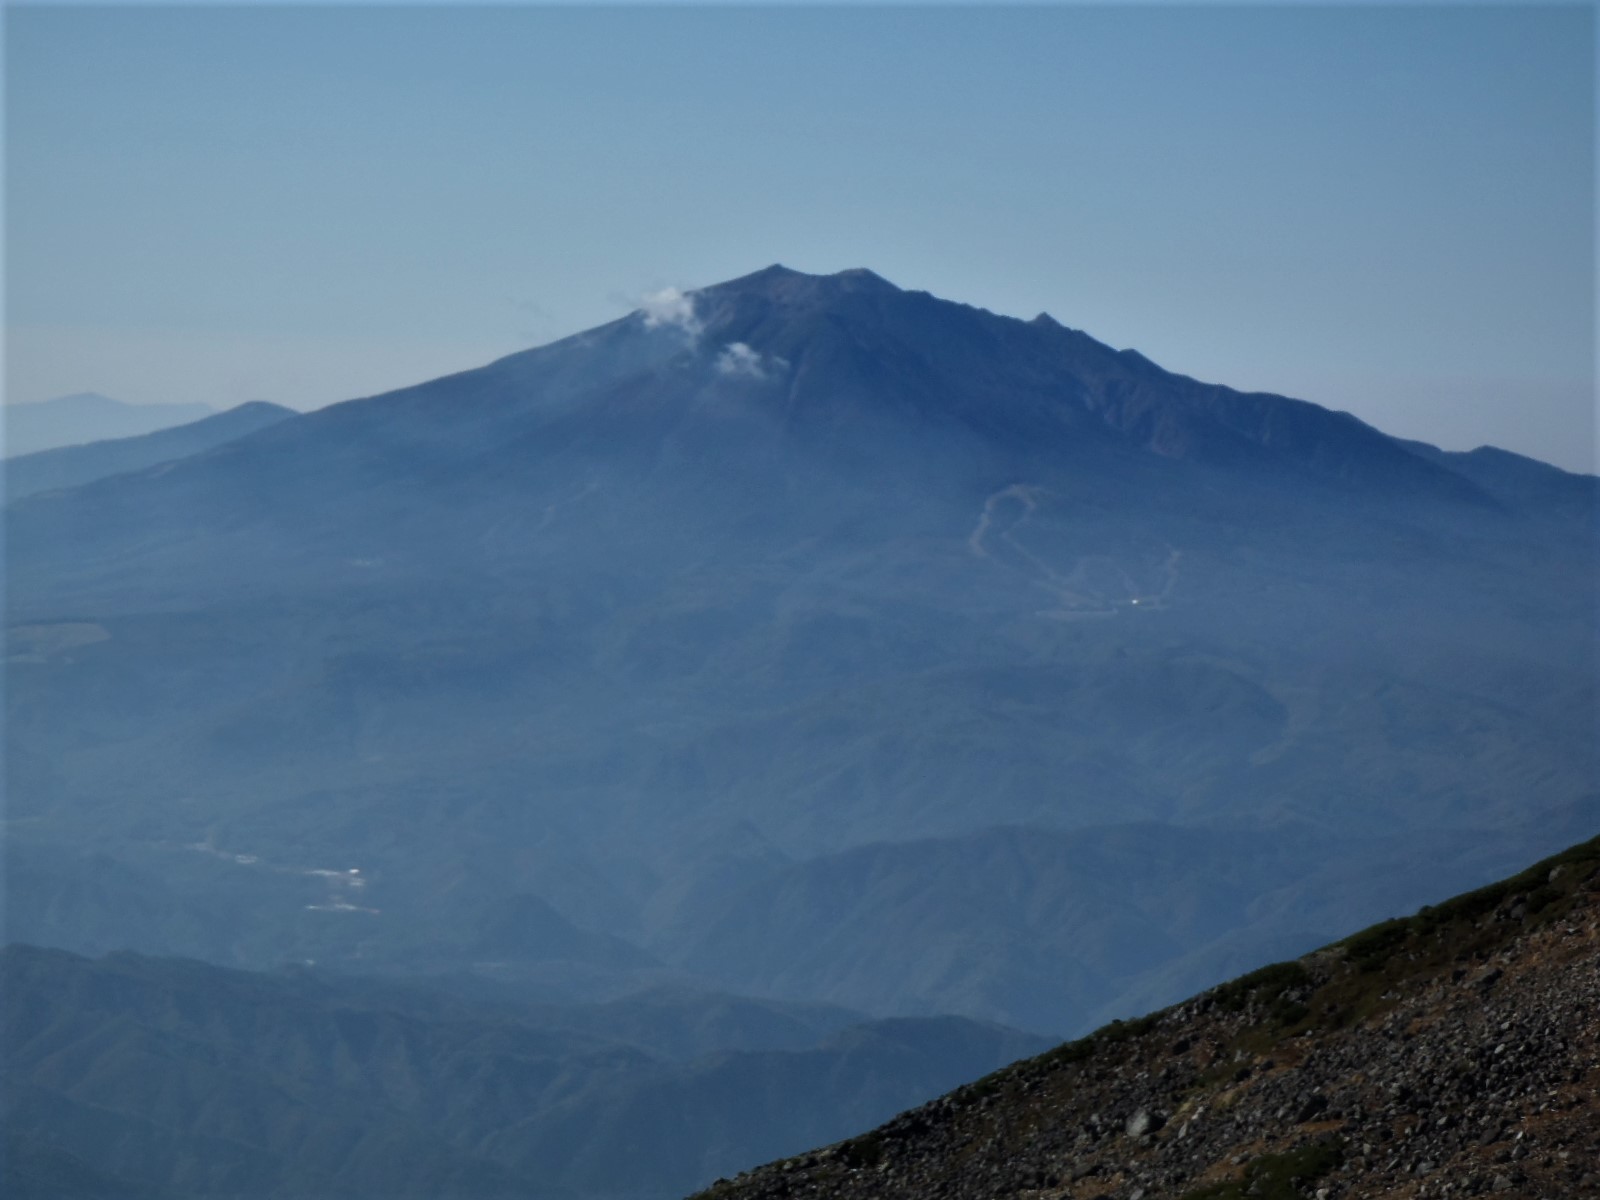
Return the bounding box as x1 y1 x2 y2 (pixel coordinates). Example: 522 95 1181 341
6 266 1595 1046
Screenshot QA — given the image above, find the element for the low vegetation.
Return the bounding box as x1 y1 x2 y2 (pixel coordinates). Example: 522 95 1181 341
1178 1136 1344 1200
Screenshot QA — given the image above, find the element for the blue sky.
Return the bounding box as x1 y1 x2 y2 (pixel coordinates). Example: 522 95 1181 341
6 4 1594 470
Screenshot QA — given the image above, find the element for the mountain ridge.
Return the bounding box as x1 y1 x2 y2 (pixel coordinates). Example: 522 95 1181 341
8 267 1525 532
0 942 1048 1200
3 393 217 458
4 400 296 503
685 265 1500 503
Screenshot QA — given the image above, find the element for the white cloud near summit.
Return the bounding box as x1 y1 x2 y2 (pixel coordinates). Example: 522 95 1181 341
639 287 701 340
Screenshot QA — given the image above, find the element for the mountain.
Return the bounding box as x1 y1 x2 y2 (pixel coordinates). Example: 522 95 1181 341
4 265 1594 1038
692 834 1600 1200
0 946 1047 1200
1398 437 1600 525
5 401 296 503
3 393 215 458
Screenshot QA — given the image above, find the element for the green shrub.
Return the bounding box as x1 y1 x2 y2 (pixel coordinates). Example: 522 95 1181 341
838 1131 885 1169
1179 1137 1344 1200
1214 961 1310 1012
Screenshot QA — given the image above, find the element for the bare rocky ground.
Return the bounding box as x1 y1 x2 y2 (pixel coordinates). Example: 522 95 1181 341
692 837 1600 1200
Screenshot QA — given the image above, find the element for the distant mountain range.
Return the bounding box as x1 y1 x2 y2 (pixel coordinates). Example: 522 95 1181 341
5 401 296 502
1 946 1046 1200
5 265 1594 1053
3 393 217 458
694 835 1600 1200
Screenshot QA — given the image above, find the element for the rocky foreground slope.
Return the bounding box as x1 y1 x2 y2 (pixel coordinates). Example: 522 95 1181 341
693 835 1600 1200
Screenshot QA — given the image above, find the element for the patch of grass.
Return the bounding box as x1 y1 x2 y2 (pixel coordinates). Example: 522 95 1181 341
1031 1011 1164 1074
1100 1013 1161 1042
1179 1136 1344 1200
837 1131 885 1169
1524 884 1560 914
1038 1037 1098 1068
1269 999 1310 1028
1213 960 1310 1014
1341 917 1411 973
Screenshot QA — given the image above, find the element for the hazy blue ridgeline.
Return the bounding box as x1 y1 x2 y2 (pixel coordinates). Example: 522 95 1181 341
4 393 217 458
5 401 296 503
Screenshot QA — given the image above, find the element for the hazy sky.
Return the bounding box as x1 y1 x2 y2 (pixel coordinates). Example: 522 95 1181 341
6 4 1595 470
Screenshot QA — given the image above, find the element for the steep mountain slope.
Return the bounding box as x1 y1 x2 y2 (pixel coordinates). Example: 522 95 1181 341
4 401 296 502
5 266 1594 1036
693 835 1600 1200
0 946 1046 1200
3 393 215 457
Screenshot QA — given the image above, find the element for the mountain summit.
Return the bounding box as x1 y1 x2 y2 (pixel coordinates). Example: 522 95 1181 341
642 266 1482 497
588 266 1487 501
